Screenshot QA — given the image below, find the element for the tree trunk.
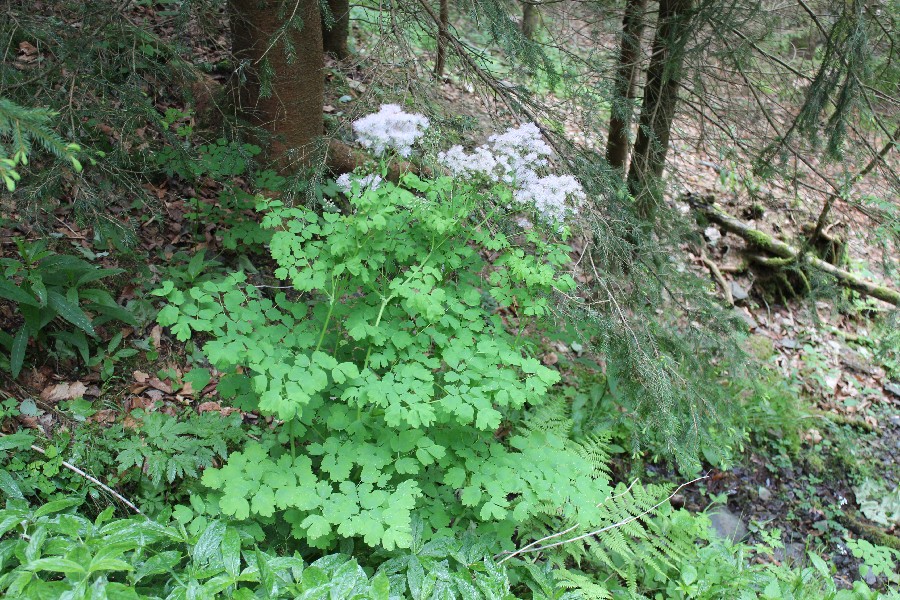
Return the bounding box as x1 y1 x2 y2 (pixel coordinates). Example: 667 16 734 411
626 0 693 222
229 0 324 170
323 0 350 59
605 0 647 172
521 2 539 40
435 0 449 76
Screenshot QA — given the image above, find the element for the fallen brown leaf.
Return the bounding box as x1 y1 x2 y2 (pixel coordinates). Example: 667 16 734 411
129 396 156 412
41 381 88 404
88 409 117 426
148 377 173 394
17 415 39 429
150 325 162 349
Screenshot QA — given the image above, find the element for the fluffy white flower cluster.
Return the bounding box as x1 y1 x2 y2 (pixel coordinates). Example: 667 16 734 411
515 174 586 224
438 122 583 224
336 172 383 194
351 104 429 158
438 123 551 184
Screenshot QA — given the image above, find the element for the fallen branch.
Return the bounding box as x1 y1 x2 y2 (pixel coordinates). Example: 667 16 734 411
687 196 900 307
1 432 146 518
697 248 734 305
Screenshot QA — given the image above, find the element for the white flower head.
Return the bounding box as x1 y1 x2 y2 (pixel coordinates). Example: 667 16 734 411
515 174 585 224
438 122 583 225
352 104 430 157
336 172 383 194
515 216 533 230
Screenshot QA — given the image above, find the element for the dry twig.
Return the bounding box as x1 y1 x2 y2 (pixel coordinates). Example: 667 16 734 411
0 431 146 518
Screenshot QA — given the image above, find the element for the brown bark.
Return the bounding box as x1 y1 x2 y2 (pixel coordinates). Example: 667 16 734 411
229 0 324 170
326 139 432 182
435 0 450 75
627 0 694 222
323 0 351 59
605 0 647 171
521 2 539 40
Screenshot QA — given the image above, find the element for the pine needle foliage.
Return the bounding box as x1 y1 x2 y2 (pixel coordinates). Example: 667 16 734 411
794 1 872 158
0 97 81 191
0 0 208 234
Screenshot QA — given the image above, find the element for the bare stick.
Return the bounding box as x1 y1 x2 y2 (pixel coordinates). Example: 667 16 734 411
698 248 734 306
2 432 146 518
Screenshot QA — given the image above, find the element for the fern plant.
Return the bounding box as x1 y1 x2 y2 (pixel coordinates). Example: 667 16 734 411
505 397 686 596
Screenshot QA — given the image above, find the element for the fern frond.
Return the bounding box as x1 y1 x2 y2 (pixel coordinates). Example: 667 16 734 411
553 568 613 600
573 432 612 479
525 395 572 437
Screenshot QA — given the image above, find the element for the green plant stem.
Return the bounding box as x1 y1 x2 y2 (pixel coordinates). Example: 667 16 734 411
361 296 391 372
512 315 531 348
316 300 336 353
315 278 341 352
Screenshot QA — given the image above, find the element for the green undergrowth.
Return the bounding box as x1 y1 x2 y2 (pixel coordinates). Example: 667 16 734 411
3 115 898 597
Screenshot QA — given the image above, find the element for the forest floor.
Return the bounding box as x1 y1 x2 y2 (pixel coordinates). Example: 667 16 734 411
2 3 899 593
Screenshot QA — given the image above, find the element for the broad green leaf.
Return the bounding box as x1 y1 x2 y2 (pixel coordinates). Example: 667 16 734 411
33 497 81 519
26 557 86 574
76 267 123 286
222 527 241 577
0 278 40 307
369 571 391 600
133 551 181 582
808 551 831 577
28 276 47 307
89 302 138 326
407 555 425 599
47 290 95 336
0 469 25 500
10 325 28 378
301 565 330 589
89 557 134 573
0 431 34 452
193 520 226 566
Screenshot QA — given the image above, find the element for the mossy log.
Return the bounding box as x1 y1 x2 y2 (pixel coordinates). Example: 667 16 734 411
837 512 900 551
687 196 900 307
